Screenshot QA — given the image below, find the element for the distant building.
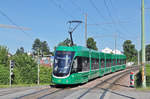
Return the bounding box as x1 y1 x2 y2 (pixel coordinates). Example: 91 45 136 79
8 53 12 57
112 49 122 54
101 47 123 54
101 47 113 53
28 51 53 67
40 57 51 67
38 55 53 67
27 52 32 56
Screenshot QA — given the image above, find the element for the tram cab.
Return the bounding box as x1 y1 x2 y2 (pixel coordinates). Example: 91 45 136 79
53 51 75 78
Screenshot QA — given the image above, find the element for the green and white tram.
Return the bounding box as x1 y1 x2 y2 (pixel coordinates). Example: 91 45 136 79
52 46 126 84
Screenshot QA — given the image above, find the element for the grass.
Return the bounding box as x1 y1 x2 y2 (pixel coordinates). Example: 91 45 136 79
135 64 150 90
136 87 150 91
146 64 150 87
0 83 54 88
146 64 150 76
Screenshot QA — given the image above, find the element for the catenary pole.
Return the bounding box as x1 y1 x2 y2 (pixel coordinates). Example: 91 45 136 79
9 60 11 87
141 0 146 88
38 50 40 85
85 14 87 47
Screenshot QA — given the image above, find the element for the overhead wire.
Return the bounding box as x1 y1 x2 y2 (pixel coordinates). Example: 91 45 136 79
108 0 136 39
88 0 107 21
72 0 114 33
88 0 119 34
50 0 75 19
0 9 34 40
104 0 137 40
68 0 112 34
70 0 125 49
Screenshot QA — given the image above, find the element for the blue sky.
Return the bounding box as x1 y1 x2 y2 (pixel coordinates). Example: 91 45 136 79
0 0 150 54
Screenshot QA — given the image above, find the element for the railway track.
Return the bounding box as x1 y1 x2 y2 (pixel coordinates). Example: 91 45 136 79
15 87 65 99
0 66 139 99
77 66 139 99
14 84 78 99
0 86 45 97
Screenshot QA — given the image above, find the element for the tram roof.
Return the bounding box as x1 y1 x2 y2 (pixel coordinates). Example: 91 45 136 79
56 46 126 58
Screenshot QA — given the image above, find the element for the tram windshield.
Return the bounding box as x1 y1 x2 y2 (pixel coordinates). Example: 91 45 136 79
53 51 75 77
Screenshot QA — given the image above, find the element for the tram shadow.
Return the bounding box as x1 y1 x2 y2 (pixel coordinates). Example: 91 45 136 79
50 84 81 88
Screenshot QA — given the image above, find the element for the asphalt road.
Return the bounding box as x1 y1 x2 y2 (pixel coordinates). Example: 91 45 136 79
0 68 150 99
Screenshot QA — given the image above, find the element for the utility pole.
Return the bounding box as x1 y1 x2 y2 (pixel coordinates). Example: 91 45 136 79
114 33 117 65
137 37 140 66
9 60 14 87
9 60 12 87
114 33 117 54
141 0 146 88
138 50 140 66
37 50 40 85
85 14 87 47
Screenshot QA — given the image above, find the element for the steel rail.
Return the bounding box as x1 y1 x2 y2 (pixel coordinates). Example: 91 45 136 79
77 66 139 99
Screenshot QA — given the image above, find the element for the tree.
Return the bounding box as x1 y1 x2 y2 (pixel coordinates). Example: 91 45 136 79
58 38 71 46
16 47 24 55
146 44 150 61
41 41 50 55
123 40 137 62
32 38 50 55
32 38 41 55
0 46 9 67
87 37 98 50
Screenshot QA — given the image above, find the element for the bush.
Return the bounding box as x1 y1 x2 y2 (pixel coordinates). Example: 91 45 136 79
0 46 9 85
135 64 150 87
0 46 9 67
40 65 52 84
135 70 142 87
12 54 37 84
146 64 150 86
0 65 9 84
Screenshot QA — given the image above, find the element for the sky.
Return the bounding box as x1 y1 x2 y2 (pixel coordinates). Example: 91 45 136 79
0 0 150 54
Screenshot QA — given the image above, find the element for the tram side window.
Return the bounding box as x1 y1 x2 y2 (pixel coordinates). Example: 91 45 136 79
109 59 112 67
120 59 121 65
117 59 119 65
109 59 111 67
72 57 90 73
118 59 120 65
82 57 89 71
121 59 122 65
113 59 115 66
120 59 122 65
71 58 78 73
91 58 94 70
101 59 105 68
123 59 126 64
91 58 99 70
77 57 82 72
95 59 99 69
119 59 121 65
106 59 109 67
